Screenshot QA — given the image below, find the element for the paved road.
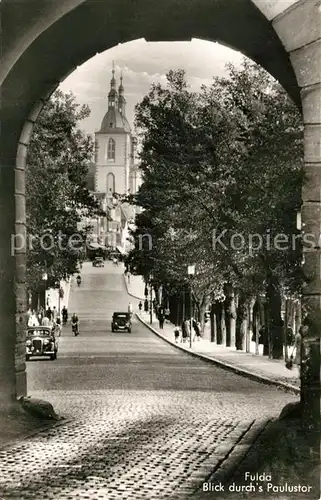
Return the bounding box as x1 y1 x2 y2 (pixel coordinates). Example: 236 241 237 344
0 262 296 500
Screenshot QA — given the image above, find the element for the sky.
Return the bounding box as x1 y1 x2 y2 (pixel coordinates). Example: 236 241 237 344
59 38 245 136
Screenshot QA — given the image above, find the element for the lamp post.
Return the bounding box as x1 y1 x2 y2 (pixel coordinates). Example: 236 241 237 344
42 271 48 310
187 265 195 348
149 273 153 325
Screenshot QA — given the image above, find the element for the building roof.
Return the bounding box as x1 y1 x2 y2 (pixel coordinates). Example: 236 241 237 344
98 106 131 134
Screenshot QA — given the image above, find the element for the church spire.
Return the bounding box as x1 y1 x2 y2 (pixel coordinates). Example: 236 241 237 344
108 61 118 108
118 70 126 115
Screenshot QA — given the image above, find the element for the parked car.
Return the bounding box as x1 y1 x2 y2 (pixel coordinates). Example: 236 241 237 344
25 326 58 361
111 312 132 333
93 257 104 267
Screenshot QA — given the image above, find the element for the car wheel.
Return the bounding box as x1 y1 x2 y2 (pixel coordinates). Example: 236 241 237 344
50 352 57 360
26 355 30 361
112 327 114 332
128 329 131 333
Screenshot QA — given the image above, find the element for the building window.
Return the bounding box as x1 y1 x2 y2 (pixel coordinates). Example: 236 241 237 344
107 172 115 194
107 138 115 161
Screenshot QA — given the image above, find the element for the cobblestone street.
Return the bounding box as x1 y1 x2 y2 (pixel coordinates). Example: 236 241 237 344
0 263 297 500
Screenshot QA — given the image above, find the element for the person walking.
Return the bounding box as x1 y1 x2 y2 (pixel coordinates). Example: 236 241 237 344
71 313 79 336
159 313 165 329
181 319 188 343
42 315 50 326
184 318 191 342
138 301 143 312
46 307 52 321
174 326 180 343
192 319 201 341
293 322 309 378
62 306 68 326
55 317 62 337
144 299 149 313
28 310 39 327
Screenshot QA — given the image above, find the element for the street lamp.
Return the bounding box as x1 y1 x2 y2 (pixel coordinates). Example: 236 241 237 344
42 271 48 310
187 265 195 348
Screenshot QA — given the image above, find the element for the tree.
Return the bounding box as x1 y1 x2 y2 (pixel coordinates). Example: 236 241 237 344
129 63 303 360
26 90 103 299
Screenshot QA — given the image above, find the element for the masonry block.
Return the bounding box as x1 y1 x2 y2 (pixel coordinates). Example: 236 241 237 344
253 0 300 21
304 125 321 164
302 164 321 202
273 0 321 52
291 39 321 88
301 83 321 125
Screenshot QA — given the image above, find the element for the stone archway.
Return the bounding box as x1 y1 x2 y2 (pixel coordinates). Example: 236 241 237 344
0 0 320 410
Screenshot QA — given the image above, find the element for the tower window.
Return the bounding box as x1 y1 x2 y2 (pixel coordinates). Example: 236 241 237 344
107 138 115 161
107 172 115 194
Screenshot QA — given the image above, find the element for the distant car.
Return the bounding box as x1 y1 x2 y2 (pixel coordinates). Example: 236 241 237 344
111 312 132 333
93 257 104 267
25 326 58 361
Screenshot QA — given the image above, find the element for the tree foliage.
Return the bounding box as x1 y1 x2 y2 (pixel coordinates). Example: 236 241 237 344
127 61 303 343
26 90 103 291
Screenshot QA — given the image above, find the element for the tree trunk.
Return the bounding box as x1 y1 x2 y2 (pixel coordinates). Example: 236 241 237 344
253 298 260 355
246 298 255 353
210 302 216 342
263 301 270 356
266 275 284 359
215 301 223 345
236 294 247 350
294 300 301 334
221 307 226 345
223 284 236 347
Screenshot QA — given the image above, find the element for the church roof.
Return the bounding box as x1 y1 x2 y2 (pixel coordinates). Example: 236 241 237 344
98 107 131 134
98 67 131 134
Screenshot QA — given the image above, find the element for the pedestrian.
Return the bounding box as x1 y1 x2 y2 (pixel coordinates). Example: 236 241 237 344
28 311 39 327
181 320 188 343
46 307 52 321
184 319 191 341
174 326 180 343
52 306 57 322
293 323 309 377
159 314 165 329
192 319 201 341
165 307 170 322
285 323 295 360
62 306 68 326
138 301 142 312
55 317 62 337
42 315 50 326
144 299 149 312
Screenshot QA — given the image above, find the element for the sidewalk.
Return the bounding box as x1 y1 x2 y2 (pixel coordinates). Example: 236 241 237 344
124 273 300 394
45 279 71 312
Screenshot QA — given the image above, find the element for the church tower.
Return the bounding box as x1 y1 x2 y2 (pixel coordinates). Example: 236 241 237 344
94 65 131 198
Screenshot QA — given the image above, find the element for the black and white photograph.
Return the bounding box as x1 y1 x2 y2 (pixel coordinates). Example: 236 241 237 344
0 1 320 499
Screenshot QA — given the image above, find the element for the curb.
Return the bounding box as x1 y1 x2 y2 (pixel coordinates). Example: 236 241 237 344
136 314 300 395
0 415 73 452
200 418 272 489
123 273 145 301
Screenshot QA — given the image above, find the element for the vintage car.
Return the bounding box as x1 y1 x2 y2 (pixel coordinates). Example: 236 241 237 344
25 326 58 361
111 312 132 333
92 256 104 267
